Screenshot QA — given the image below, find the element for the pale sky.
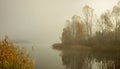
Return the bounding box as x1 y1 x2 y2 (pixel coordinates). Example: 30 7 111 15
0 0 119 43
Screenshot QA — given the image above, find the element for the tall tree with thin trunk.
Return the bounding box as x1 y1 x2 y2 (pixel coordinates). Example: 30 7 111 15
83 5 94 39
61 15 83 44
112 3 120 41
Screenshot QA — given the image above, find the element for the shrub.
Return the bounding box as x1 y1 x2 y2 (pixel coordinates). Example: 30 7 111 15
0 36 35 69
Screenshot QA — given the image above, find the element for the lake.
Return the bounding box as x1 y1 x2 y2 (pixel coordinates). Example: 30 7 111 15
15 42 64 69
15 42 120 69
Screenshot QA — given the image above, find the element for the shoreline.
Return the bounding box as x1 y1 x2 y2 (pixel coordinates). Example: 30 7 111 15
52 43 120 52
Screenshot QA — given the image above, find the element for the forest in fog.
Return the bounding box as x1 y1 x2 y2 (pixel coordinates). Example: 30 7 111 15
61 1 120 46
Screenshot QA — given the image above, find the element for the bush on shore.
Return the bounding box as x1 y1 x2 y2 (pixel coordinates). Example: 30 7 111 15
0 36 35 69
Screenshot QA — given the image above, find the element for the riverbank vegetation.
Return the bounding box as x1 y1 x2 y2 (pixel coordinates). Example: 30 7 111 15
53 1 120 52
0 36 35 69
60 1 120 46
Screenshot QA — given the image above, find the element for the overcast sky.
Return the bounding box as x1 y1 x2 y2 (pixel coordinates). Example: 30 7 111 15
0 0 118 43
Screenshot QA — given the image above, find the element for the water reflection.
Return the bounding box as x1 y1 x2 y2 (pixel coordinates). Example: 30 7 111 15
54 46 120 69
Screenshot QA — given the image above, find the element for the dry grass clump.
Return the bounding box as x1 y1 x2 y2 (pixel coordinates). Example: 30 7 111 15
0 36 35 69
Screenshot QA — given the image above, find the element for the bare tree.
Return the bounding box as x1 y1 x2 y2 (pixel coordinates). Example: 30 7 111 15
83 5 94 39
112 3 120 41
101 11 113 32
61 15 83 44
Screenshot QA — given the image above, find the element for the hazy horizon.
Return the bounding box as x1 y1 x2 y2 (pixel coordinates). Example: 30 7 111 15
0 0 118 43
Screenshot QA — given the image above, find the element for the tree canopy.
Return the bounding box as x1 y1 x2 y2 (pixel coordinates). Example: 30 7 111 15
61 1 120 46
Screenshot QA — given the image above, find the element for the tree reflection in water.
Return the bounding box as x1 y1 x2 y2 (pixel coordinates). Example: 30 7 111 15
56 48 120 69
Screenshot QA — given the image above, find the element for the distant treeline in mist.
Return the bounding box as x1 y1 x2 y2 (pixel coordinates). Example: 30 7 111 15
61 1 120 46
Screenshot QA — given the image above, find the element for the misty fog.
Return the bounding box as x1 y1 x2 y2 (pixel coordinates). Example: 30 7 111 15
0 0 118 43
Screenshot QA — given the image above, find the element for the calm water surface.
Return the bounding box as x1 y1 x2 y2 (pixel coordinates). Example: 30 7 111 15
53 45 120 69
15 42 64 69
15 42 120 69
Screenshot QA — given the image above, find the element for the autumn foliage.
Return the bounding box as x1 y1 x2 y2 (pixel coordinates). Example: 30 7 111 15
0 37 35 69
61 1 120 46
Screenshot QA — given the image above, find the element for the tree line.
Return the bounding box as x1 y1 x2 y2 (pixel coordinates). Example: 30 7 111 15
61 1 120 46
